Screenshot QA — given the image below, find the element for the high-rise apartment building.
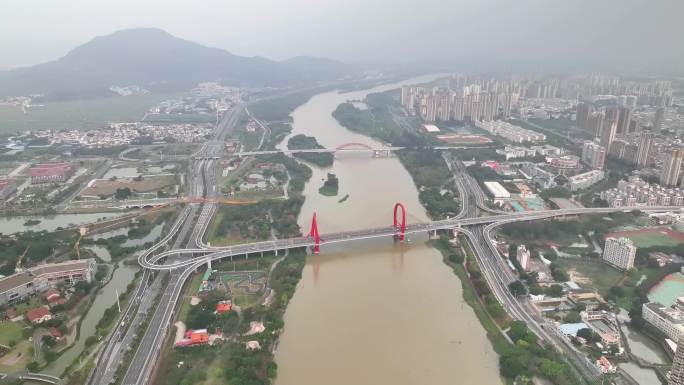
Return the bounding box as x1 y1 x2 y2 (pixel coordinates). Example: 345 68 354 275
581 141 606 169
602 237 636 270
576 102 593 130
600 107 619 151
635 131 654 167
592 111 604 138
616 106 632 135
670 335 684 385
654 107 665 130
661 148 684 187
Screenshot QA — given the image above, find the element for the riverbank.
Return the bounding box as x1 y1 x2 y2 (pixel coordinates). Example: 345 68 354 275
153 252 306 385
271 74 502 385
329 87 589 385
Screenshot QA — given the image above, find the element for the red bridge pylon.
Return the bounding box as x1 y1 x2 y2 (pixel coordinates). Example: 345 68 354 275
393 202 406 241
308 212 320 254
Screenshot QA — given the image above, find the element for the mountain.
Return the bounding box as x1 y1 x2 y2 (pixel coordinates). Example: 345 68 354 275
0 28 354 99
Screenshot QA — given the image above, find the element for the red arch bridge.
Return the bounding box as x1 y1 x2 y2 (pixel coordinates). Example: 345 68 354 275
138 205 680 271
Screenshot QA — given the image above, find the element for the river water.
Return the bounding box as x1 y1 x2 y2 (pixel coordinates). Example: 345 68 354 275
42 261 139 376
0 212 124 235
273 76 502 385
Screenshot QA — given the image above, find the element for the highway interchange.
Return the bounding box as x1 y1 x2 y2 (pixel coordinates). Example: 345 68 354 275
85 102 681 385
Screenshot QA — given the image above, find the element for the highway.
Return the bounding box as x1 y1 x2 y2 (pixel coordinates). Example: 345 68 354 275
91 92 681 385
87 207 191 385
88 105 244 385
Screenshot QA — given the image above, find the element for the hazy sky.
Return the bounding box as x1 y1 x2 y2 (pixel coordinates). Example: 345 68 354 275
1 0 683 71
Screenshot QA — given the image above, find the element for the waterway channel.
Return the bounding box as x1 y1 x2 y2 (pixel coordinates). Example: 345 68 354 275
41 259 139 376
0 212 124 235
273 76 502 385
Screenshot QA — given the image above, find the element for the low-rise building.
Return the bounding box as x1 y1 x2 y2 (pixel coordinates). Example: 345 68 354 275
568 170 605 191
29 162 73 184
642 299 684 342
26 307 52 324
548 155 581 169
567 290 606 311
601 176 684 208
602 237 636 270
582 311 621 347
517 244 531 270
484 181 510 201
477 120 546 143
596 356 617 374
0 259 96 306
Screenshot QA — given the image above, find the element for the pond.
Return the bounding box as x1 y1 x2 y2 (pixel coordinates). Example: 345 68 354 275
103 167 139 179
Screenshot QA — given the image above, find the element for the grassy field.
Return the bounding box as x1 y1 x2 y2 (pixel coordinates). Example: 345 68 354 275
142 113 216 124
555 259 625 295
0 321 23 345
0 340 31 372
622 232 682 248
0 92 184 133
177 272 205 322
205 209 260 247
80 174 176 197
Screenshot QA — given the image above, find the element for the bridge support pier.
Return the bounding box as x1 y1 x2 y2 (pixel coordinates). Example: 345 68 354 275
308 212 320 254
275 249 278 256
393 203 406 242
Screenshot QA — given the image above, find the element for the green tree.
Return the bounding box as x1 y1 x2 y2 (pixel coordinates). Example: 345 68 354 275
508 280 527 296
563 311 581 323
115 187 132 200
547 284 563 298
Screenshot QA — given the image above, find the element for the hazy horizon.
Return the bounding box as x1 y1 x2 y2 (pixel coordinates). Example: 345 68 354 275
2 0 683 73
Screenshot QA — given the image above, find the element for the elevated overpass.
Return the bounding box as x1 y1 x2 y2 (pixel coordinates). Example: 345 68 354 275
19 372 62 384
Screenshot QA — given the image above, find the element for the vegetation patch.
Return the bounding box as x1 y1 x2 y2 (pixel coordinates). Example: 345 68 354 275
318 173 339 196
156 252 306 385
433 234 584 385
287 134 333 167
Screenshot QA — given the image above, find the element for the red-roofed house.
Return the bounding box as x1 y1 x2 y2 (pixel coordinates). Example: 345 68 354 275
215 300 232 314
26 307 52 324
0 179 16 201
29 163 73 184
48 327 63 340
44 288 61 303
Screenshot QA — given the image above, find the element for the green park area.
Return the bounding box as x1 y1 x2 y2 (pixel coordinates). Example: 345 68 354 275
0 92 184 133
0 321 23 346
554 259 624 295
498 212 684 313
155 252 306 385
616 230 682 248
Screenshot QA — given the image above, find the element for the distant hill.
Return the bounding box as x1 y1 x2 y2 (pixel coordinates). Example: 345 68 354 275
0 28 354 99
